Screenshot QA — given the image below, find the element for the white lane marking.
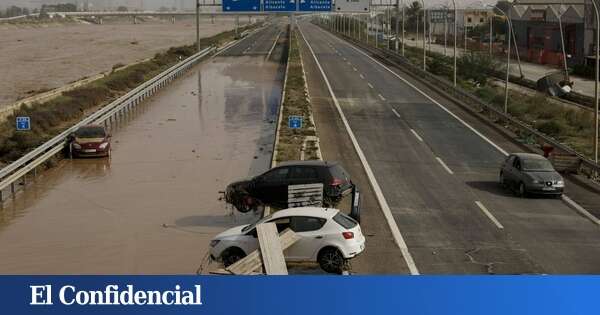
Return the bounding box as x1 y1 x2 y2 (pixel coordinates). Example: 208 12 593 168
266 30 282 60
391 108 401 118
320 27 600 227
562 195 600 226
378 94 386 101
435 157 454 175
475 201 504 229
298 24 420 275
367 83 374 89
334 30 509 157
359 74 365 79
353 67 358 72
410 129 424 142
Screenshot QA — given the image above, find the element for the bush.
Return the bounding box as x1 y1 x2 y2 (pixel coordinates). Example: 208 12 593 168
536 120 565 137
457 53 500 85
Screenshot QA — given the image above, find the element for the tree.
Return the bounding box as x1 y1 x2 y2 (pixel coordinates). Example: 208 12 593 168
494 1 511 15
406 1 423 31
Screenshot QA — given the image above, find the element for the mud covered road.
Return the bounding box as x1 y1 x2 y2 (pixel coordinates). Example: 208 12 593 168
0 23 286 274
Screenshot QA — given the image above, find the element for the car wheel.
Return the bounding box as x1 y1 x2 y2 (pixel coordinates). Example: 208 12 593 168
518 182 527 198
318 248 345 274
222 247 246 267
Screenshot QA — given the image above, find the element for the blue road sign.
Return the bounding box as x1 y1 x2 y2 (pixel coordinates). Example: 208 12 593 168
264 0 297 11
222 0 260 12
288 116 303 129
299 0 331 11
16 116 30 131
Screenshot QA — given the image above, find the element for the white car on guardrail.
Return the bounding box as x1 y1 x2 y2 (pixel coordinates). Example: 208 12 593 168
209 207 365 274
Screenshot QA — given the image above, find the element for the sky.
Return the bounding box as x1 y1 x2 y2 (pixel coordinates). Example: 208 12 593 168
0 0 496 10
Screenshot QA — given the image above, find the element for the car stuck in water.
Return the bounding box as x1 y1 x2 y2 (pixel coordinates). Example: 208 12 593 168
68 125 112 158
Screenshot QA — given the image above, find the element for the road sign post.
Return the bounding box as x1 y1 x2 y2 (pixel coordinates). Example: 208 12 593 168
16 117 30 131
288 116 303 129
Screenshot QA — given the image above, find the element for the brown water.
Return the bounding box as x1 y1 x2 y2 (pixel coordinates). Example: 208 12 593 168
0 52 284 274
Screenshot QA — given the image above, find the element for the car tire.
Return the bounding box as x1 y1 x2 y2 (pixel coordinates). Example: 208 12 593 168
221 247 246 267
518 182 527 198
318 247 345 274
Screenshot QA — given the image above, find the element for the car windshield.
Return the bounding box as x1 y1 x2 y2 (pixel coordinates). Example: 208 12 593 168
241 214 274 233
522 158 554 172
75 127 105 138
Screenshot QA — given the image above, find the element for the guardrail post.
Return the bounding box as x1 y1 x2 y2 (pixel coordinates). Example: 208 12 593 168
10 182 15 196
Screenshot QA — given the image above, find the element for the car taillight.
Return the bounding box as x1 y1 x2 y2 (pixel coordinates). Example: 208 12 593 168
342 232 354 239
331 178 345 186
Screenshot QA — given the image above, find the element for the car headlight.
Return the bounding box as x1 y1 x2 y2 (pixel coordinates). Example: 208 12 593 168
555 180 564 187
209 240 220 247
99 142 109 150
72 143 81 149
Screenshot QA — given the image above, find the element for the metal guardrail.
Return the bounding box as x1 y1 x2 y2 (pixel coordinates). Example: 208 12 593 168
0 46 215 201
324 27 600 178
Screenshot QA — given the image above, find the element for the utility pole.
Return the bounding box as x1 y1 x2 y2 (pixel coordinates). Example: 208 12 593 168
421 0 426 71
196 0 200 52
452 0 457 86
489 13 493 57
444 8 448 56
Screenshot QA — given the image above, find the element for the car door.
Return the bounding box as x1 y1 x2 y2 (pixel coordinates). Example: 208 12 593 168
253 167 290 207
511 157 524 188
285 216 326 261
501 155 515 184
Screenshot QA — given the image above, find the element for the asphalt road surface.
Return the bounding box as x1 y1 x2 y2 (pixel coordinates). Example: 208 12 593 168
298 21 600 274
0 23 285 274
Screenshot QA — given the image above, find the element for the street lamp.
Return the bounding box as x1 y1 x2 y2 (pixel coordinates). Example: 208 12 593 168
421 0 426 70
486 4 513 114
196 0 200 52
451 0 457 86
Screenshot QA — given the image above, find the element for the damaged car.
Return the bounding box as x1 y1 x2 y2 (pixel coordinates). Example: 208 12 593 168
225 161 354 213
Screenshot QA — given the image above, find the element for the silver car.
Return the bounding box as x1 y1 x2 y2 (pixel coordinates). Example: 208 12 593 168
499 153 564 197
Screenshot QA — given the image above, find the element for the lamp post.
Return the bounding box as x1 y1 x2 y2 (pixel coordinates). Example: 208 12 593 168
196 0 200 52
451 0 457 86
421 0 426 70
486 4 513 114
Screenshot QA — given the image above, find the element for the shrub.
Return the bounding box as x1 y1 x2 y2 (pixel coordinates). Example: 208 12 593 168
536 120 565 137
457 53 500 85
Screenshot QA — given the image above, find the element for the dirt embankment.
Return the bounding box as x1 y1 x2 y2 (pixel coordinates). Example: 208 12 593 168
0 23 261 164
0 17 251 107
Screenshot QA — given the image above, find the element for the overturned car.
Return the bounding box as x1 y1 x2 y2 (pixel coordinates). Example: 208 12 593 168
225 160 355 213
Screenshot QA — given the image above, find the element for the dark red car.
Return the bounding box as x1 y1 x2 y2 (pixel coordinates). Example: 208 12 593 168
69 125 112 158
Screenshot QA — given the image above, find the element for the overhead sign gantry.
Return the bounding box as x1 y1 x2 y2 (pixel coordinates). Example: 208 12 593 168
222 0 366 12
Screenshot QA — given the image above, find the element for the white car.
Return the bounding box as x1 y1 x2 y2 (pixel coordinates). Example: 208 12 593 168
209 207 365 274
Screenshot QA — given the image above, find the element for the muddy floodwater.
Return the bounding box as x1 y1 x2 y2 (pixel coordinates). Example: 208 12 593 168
0 47 284 273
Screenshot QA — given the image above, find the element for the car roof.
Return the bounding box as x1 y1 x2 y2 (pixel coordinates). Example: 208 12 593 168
277 160 337 167
511 153 547 160
270 207 339 220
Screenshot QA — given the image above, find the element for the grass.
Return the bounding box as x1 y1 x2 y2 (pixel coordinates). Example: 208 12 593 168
0 23 261 164
374 38 597 159
275 28 319 163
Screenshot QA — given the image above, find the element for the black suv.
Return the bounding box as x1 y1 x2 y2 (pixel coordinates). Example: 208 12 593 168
225 161 353 212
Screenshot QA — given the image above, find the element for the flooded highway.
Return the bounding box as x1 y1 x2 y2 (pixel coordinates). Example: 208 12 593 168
0 24 286 274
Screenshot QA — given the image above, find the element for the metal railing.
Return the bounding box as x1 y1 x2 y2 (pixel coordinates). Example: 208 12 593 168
323 24 600 179
0 46 215 201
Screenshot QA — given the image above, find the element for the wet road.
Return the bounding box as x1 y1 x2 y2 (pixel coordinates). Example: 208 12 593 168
0 24 286 274
299 21 600 274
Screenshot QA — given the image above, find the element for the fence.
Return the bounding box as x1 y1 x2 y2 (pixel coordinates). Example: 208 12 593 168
0 46 216 202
